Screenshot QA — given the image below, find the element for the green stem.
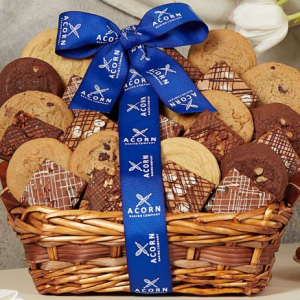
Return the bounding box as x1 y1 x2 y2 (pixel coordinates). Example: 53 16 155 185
288 11 300 21
277 0 291 6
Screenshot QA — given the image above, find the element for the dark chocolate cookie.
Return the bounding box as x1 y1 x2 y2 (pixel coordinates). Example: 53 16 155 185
0 57 63 106
221 143 288 201
252 103 300 156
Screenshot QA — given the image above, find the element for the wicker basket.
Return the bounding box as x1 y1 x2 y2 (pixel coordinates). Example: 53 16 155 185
1 171 300 296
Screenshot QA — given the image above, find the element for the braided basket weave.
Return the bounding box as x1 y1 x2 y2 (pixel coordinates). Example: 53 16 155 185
1 170 300 296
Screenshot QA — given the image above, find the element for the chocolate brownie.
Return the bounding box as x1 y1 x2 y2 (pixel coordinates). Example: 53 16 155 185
183 111 244 161
0 111 63 160
83 168 122 212
206 168 276 213
197 61 258 108
60 110 118 151
253 127 300 178
20 159 87 209
162 161 214 213
0 58 63 106
252 103 300 156
221 143 288 201
0 161 8 189
1 188 21 213
159 115 184 140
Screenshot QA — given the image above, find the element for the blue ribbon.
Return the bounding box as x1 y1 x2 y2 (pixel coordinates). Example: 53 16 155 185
55 3 216 294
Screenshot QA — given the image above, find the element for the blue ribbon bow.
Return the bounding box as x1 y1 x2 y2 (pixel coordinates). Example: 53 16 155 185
56 3 216 294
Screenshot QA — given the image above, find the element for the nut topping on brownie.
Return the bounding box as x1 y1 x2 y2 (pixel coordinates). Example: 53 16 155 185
83 168 122 212
253 127 300 177
183 110 244 161
0 111 63 161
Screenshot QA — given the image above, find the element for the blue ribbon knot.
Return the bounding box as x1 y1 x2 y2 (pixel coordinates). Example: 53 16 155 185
55 3 216 294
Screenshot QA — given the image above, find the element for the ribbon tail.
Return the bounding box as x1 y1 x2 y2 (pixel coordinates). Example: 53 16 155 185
118 67 172 294
69 41 128 113
129 46 216 114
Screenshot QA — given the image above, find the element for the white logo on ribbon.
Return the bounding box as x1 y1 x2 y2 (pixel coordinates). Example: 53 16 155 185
132 45 150 61
155 8 172 19
136 193 152 208
146 64 176 85
129 160 143 172
127 192 161 217
134 233 161 263
99 57 112 72
88 85 109 98
135 242 149 257
152 8 182 28
126 96 151 117
68 23 81 38
179 99 199 111
98 50 123 79
96 25 118 43
124 69 149 92
127 155 154 178
127 101 140 112
135 277 168 293
129 69 142 81
132 128 148 139
123 128 156 146
106 25 118 38
159 64 176 76
143 278 160 289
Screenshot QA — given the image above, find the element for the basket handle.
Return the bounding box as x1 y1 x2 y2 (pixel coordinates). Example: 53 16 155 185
284 172 300 208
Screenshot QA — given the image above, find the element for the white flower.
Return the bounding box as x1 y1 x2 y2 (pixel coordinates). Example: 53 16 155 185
230 0 289 55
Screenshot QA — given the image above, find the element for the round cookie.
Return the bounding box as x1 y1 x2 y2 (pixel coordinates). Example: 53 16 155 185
252 103 300 156
161 106 198 131
0 91 74 139
161 137 220 186
0 58 63 106
188 29 256 76
221 143 288 201
202 90 253 143
7 138 72 201
242 62 300 114
22 28 92 86
70 131 119 182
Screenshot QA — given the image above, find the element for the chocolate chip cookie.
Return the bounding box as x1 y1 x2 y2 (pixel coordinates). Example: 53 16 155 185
221 143 288 201
0 58 63 106
242 62 300 114
70 131 119 181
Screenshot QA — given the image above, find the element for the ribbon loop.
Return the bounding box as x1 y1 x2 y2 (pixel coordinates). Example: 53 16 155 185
56 12 120 59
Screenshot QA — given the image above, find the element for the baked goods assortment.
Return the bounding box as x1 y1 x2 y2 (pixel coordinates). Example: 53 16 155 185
1 27 300 218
